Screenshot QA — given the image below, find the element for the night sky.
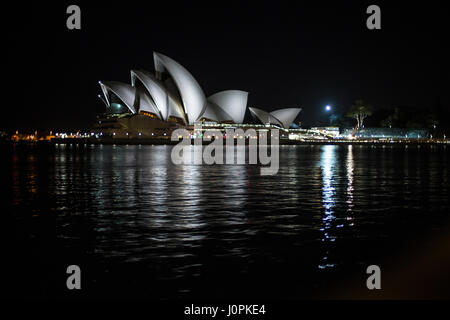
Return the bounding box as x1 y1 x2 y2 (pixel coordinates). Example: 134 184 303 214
4 0 448 130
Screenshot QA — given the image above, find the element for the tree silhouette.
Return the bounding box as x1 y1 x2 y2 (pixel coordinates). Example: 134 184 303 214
347 100 372 129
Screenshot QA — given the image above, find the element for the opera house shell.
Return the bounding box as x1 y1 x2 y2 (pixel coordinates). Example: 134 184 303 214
98 52 249 125
249 107 302 129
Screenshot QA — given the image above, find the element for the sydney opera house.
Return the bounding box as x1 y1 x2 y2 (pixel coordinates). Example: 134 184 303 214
249 107 302 130
94 52 301 138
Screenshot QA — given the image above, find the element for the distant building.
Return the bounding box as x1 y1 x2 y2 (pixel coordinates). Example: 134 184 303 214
338 128 430 139
310 127 340 138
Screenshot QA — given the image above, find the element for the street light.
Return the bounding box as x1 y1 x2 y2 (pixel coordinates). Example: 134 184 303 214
325 105 331 111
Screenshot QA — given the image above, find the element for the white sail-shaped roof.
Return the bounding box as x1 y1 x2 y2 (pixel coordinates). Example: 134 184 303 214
201 101 235 122
167 97 187 121
99 53 254 125
137 88 162 119
153 52 206 124
249 107 282 127
206 90 248 124
270 108 302 129
99 81 137 114
131 70 186 123
249 107 301 128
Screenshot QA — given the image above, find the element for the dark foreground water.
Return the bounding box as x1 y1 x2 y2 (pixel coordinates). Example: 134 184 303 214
5 143 450 299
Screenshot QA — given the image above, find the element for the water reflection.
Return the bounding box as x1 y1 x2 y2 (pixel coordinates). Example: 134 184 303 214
346 145 355 223
318 145 357 269
7 144 450 299
318 145 337 269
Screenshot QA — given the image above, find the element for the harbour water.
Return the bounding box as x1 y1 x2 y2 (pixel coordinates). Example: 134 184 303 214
5 144 450 299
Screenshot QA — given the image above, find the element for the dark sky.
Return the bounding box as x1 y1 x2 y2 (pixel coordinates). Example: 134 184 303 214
4 0 449 130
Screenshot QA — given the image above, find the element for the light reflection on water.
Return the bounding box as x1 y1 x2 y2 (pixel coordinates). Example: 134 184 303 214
7 144 450 298
319 145 338 269
346 145 354 215
318 145 357 269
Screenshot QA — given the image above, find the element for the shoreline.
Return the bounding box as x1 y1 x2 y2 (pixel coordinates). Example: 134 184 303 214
3 138 449 147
